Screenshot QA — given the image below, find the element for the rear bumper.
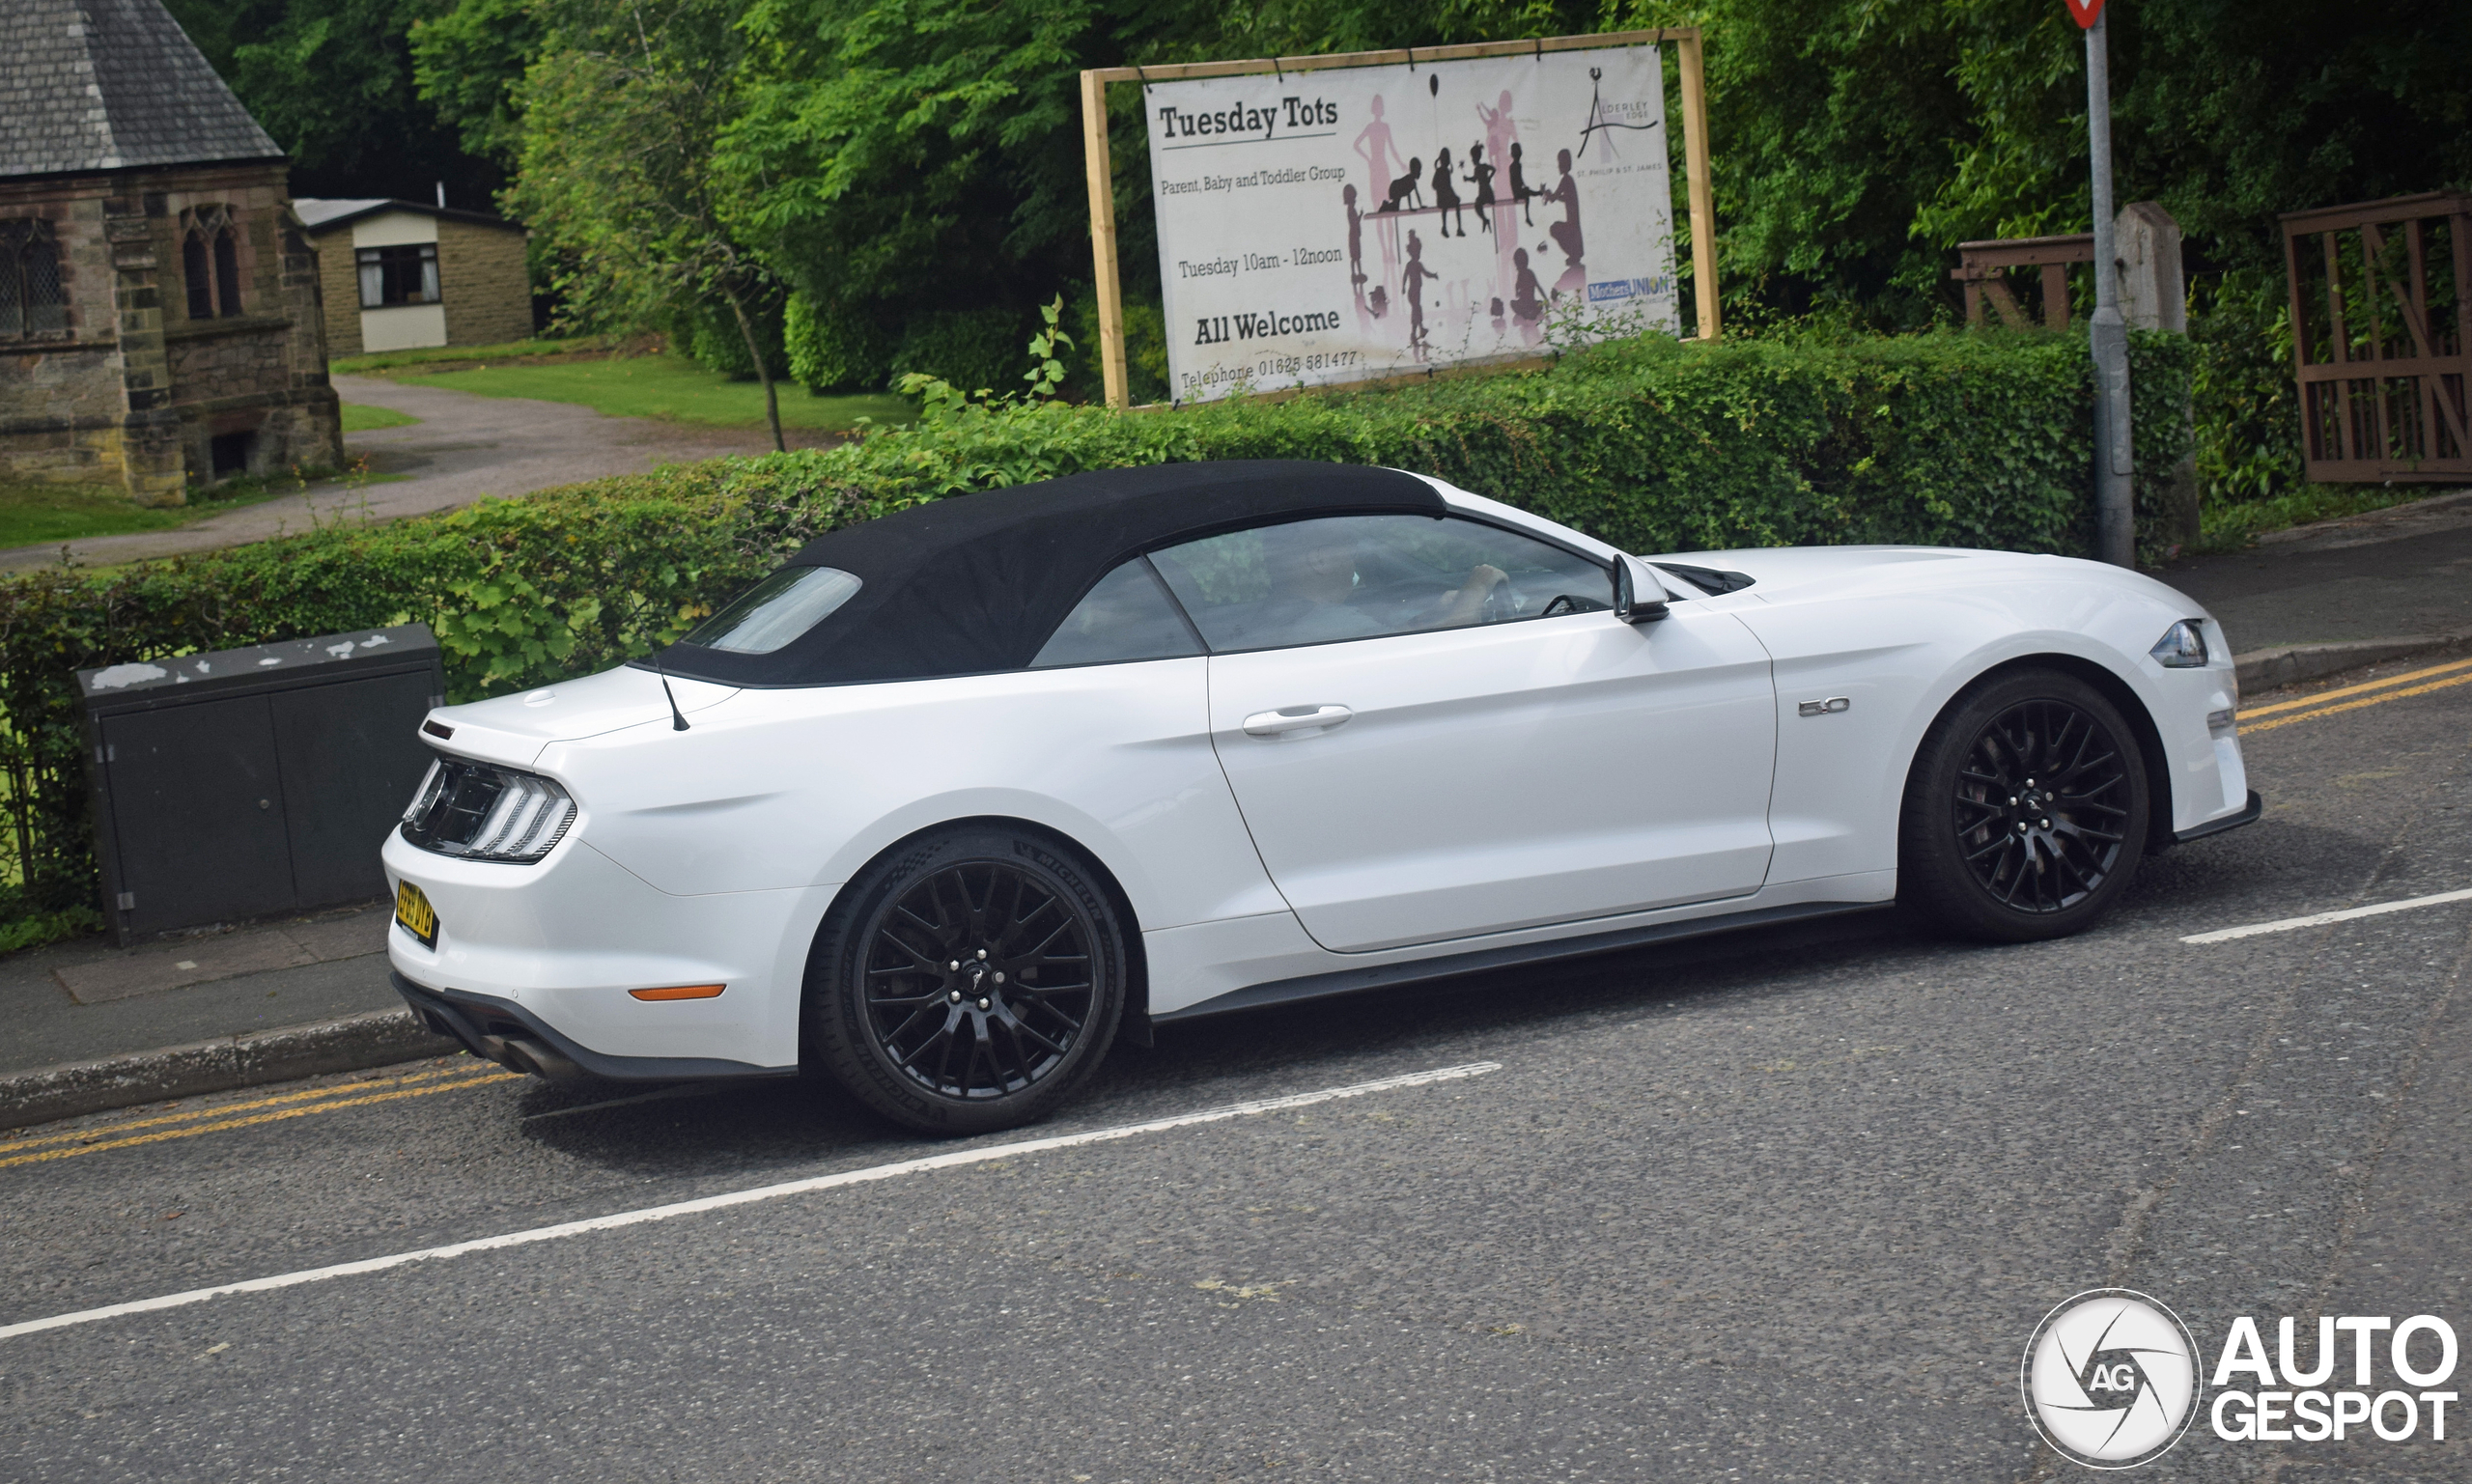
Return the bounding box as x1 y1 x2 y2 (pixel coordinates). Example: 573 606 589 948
392 971 798 1085
2175 789 2263 845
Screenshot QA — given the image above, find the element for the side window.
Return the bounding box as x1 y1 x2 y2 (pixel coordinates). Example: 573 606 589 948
357 244 440 307
1031 558 1203 668
1149 514 1612 653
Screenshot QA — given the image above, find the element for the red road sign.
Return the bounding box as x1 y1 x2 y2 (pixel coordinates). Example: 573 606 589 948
2065 0 2105 27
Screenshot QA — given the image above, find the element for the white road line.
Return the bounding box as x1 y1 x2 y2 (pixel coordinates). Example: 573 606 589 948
2181 887 2472 945
0 1061 1501 1343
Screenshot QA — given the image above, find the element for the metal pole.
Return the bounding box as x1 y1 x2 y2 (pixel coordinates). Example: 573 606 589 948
2086 11 2136 567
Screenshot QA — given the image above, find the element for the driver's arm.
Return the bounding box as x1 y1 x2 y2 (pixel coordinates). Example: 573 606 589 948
1435 563 1508 626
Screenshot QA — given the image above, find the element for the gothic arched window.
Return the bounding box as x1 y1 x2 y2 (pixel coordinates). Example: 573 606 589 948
212 228 243 317
180 206 244 319
183 231 215 320
0 219 67 338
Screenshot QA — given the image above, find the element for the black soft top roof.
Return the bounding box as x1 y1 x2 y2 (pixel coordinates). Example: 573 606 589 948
646 461 1447 686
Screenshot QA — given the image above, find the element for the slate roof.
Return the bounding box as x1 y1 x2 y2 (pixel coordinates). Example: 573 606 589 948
290 197 390 229
0 0 284 179
293 198 523 233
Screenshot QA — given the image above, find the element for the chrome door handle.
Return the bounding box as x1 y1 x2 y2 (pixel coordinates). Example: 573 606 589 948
1242 704 1353 737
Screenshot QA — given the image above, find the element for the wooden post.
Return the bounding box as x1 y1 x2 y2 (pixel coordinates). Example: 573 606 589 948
1674 29 1719 342
2324 232 2352 463
2039 264 2070 329
2282 219 2313 462
2456 207 2472 460
1081 70 1130 409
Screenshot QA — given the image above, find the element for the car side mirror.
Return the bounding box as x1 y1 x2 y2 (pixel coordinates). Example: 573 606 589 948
1614 554 1671 625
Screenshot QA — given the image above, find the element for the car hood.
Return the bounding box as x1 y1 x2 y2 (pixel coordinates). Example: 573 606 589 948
422 664 741 768
1657 545 2045 594
1658 544 2216 630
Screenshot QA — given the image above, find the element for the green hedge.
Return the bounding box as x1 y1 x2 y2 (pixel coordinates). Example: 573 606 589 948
0 328 2188 937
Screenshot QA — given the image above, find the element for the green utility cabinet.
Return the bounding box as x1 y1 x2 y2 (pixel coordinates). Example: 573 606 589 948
77 625 444 945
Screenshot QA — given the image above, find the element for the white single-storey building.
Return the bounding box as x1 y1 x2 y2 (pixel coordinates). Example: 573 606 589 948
293 198 531 355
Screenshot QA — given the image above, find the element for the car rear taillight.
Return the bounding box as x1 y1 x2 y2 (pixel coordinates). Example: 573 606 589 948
400 756 576 863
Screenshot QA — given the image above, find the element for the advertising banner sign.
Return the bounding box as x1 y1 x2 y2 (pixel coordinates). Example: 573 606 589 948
1140 45 1677 404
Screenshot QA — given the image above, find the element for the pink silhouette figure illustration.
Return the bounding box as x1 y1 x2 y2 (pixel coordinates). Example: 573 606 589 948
1475 90 1522 213
1352 95 1409 196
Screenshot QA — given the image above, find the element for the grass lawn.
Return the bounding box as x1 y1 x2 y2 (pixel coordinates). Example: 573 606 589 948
0 482 191 547
0 469 407 550
332 335 626 376
340 403 421 432
397 355 912 432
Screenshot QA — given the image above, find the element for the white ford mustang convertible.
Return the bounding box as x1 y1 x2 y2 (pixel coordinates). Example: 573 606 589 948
388 461 2258 1132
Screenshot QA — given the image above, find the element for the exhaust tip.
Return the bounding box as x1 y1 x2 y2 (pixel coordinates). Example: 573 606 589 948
501 1036 587 1083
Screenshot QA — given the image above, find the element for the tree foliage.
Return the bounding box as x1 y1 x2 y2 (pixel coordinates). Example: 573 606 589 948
162 0 502 203
504 0 789 447
177 0 2469 337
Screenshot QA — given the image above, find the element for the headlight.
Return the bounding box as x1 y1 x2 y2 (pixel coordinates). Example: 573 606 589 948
2150 620 2209 668
400 756 577 863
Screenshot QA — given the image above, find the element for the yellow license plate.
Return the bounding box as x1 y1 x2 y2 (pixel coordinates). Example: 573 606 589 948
394 880 438 949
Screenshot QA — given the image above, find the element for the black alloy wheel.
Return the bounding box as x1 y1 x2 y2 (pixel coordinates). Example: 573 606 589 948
1900 669 2151 942
867 861 1095 1099
807 825 1125 1134
1953 698 2133 911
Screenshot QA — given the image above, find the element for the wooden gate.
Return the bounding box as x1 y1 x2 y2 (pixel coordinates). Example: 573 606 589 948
2281 191 2471 483
1952 233 2094 330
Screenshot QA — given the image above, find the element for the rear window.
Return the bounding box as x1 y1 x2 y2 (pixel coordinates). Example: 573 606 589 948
684 567 863 654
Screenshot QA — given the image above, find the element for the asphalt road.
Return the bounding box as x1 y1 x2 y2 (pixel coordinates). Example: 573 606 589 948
2 659 2467 1482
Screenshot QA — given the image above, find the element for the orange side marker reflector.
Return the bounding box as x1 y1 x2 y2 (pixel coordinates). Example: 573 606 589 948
628 984 725 1001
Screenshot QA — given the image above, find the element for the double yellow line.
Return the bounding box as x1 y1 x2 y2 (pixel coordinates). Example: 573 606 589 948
2240 656 2472 736
0 1061 516 1171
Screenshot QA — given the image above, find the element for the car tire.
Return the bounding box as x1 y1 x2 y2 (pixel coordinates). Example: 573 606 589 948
804 824 1125 1135
1897 668 2151 943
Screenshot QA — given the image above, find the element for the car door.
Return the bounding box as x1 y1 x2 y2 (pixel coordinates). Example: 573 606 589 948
1150 514 1778 954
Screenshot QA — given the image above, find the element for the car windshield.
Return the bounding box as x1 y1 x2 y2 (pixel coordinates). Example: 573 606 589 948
684 567 863 654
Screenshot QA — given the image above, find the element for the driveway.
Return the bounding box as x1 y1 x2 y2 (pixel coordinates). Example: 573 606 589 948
0 375 819 573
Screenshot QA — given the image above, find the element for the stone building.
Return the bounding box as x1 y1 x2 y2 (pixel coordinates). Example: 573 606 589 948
295 198 533 356
0 0 342 504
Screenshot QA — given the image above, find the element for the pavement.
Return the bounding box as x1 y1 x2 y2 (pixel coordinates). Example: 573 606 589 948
0 486 2464 1134
1 602 2467 1480
0 373 826 573
0 902 450 1127
2163 487 2472 687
